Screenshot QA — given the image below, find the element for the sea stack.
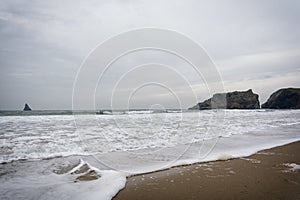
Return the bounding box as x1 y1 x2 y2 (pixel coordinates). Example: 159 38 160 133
262 88 300 109
189 89 260 110
23 103 32 111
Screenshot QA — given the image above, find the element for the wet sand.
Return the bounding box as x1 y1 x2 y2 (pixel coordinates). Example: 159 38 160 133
114 141 300 200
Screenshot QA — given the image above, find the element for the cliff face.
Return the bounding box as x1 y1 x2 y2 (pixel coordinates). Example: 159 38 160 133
189 89 260 110
262 88 300 109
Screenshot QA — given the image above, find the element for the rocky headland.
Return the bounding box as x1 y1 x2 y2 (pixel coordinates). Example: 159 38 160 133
189 89 260 110
262 88 300 109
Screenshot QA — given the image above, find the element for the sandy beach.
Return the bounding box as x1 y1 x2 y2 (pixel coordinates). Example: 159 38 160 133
114 141 300 200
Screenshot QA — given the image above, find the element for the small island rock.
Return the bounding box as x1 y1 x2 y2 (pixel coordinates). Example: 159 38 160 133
23 103 32 111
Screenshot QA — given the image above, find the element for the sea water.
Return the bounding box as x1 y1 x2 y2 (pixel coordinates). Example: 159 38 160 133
0 109 300 199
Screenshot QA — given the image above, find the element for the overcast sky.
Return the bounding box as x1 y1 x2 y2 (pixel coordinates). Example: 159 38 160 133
0 0 300 110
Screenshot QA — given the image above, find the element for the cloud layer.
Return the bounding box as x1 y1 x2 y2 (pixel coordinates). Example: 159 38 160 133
0 0 299 109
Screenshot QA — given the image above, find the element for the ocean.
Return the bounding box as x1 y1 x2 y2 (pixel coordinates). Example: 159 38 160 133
0 109 300 200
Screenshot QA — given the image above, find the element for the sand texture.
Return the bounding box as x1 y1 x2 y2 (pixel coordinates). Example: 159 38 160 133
114 141 300 200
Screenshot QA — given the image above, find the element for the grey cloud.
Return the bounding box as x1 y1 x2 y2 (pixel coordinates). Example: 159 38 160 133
0 0 300 109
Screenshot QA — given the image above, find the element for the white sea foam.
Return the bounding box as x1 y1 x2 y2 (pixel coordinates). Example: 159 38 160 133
217 153 233 160
102 111 113 115
1 110 300 163
66 159 127 200
282 163 300 172
0 158 127 200
125 110 154 114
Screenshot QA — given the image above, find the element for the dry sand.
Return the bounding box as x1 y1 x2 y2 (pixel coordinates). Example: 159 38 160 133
114 141 300 200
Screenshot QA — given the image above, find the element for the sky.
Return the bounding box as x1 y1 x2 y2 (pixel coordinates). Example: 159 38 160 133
0 0 300 110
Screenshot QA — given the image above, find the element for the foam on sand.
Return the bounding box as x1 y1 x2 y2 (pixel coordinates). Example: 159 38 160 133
60 159 127 200
217 153 233 161
282 163 300 172
0 159 127 200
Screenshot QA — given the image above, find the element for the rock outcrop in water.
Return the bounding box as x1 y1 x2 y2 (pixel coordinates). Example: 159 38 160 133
262 88 300 109
23 103 32 111
189 89 260 110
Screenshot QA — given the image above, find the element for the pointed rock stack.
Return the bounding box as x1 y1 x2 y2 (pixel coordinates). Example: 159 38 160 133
23 103 32 111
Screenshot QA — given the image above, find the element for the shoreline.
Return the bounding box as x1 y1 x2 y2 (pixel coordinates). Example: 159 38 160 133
114 141 300 200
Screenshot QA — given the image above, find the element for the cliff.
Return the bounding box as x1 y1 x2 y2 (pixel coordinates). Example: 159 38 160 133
262 88 300 109
189 89 260 110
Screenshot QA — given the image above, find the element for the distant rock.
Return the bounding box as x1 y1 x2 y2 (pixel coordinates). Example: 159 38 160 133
189 89 260 110
262 88 300 109
23 103 32 111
